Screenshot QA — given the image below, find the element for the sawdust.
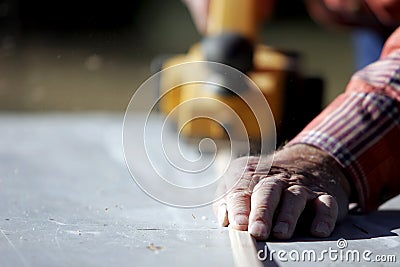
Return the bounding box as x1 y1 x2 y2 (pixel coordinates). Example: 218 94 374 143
147 243 163 253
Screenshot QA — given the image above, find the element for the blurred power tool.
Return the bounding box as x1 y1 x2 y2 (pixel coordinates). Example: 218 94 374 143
154 0 323 146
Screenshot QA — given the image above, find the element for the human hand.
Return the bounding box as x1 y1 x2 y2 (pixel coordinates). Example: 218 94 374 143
213 144 351 240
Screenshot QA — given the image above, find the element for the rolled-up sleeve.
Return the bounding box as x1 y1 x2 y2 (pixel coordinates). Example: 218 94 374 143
288 47 400 211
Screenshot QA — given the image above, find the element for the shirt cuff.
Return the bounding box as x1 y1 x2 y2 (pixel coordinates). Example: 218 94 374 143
287 90 400 211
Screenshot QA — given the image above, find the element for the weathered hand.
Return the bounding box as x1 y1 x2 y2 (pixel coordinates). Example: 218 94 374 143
213 144 351 240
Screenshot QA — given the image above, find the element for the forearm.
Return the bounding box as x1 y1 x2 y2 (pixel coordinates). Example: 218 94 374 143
288 31 400 210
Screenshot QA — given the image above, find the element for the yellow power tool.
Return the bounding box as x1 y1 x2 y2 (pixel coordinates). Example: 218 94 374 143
156 0 323 145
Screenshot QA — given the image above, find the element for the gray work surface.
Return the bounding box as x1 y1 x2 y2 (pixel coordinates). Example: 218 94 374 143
1 113 399 267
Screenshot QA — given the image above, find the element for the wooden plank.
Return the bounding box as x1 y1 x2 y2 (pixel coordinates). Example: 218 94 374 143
229 228 264 267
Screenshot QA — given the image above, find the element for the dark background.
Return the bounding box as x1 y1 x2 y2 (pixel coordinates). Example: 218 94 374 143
8 0 306 31
0 0 352 111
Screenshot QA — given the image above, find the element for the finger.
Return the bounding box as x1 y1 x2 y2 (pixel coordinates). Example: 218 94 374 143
272 185 314 239
213 157 257 227
226 180 252 231
213 200 228 227
223 157 261 230
248 177 287 240
310 194 338 237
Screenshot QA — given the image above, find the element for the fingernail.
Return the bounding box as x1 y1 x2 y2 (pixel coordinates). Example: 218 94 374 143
314 222 329 235
233 215 248 226
218 205 228 226
249 222 267 238
273 222 289 235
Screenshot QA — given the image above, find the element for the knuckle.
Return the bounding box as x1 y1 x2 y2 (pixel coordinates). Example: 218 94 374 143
226 190 251 213
254 176 286 190
286 184 307 196
228 189 252 201
229 203 249 215
317 195 339 218
252 202 272 214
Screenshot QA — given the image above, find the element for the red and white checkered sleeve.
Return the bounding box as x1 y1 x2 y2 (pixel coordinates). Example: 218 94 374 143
288 48 400 211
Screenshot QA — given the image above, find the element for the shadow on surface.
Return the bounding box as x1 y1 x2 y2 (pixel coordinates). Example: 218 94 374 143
289 210 400 242
255 210 400 266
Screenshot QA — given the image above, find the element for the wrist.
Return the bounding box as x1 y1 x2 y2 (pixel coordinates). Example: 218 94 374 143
273 144 352 198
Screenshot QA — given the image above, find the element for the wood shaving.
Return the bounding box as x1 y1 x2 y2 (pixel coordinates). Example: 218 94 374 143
147 243 163 253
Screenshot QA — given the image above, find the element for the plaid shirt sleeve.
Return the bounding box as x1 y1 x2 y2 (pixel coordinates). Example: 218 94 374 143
288 49 400 211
